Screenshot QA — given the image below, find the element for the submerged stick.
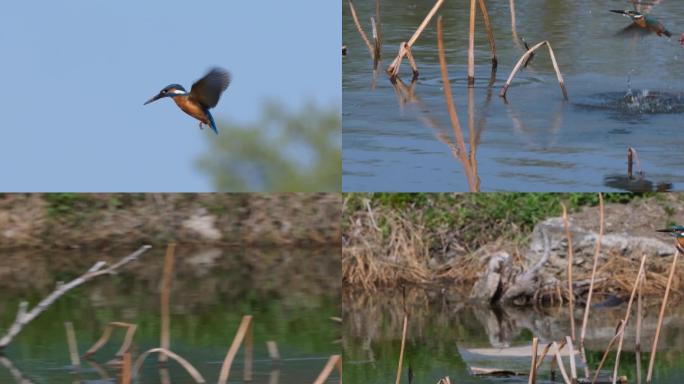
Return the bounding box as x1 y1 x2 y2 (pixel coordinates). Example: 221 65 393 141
267 340 281 361
499 40 568 100
313 355 343 384
613 254 647 383
478 0 497 69
0 245 152 349
160 243 176 364
580 193 604 349
646 242 680 384
387 0 445 77
82 322 137 359
65 322 80 368
561 203 576 342
552 342 572 384
133 347 205 383
348 1 374 57
565 336 577 381
467 0 476 86
528 337 538 384
218 315 253 384
395 315 408 384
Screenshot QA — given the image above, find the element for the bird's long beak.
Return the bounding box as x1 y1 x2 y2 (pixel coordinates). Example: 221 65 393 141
144 93 164 105
610 10 628 16
657 228 677 233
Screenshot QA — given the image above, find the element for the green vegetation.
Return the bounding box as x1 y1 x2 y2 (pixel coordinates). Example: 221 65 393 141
198 102 340 192
345 193 646 246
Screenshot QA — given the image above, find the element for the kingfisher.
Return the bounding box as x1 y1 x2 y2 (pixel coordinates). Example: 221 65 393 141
144 67 231 134
610 10 671 37
656 225 684 248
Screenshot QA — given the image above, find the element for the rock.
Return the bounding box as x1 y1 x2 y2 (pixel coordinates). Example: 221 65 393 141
469 252 511 302
182 209 222 240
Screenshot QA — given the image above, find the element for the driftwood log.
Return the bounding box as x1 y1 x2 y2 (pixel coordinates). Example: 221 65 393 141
0 245 152 349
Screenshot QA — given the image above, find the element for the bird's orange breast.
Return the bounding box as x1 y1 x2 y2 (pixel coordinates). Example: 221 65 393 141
173 96 210 124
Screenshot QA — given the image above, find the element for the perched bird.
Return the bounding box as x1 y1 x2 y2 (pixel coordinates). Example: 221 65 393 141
144 67 231 134
656 225 684 248
610 10 671 37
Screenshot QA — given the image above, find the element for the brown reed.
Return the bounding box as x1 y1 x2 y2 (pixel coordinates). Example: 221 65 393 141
499 40 568 100
160 243 175 363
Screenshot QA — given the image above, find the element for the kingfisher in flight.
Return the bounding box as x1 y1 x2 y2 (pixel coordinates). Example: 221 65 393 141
144 67 231 134
656 225 684 249
610 10 671 37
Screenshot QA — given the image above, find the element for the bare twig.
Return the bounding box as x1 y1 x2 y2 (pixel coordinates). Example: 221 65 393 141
552 341 572 384
65 322 80 368
468 0 477 86
0 245 152 349
646 242 680 384
478 0 497 68
387 0 445 77
133 347 206 383
218 315 253 384
499 40 568 100
592 320 625 384
348 1 374 57
581 193 604 349
528 337 538 384
561 204 576 342
82 321 138 359
313 355 343 384
160 243 176 363
395 315 408 384
613 254 647 383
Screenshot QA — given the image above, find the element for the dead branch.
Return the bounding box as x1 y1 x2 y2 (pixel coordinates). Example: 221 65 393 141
0 245 152 349
499 40 568 100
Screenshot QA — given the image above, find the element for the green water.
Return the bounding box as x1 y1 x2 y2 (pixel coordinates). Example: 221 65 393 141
344 289 684 383
0 246 341 383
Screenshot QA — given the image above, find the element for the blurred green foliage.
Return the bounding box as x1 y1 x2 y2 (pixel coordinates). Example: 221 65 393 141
198 102 340 192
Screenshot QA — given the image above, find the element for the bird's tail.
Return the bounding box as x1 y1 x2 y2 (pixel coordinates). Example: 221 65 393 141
207 111 219 135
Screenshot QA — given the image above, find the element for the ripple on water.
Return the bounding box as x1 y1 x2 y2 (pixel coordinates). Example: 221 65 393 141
575 89 684 115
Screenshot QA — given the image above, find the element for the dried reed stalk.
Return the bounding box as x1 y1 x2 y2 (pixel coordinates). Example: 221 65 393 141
313 355 343 384
552 341 572 384
646 241 680 384
65 322 80 369
499 40 568 100
437 16 478 191
581 193 604 348
133 347 206 383
528 337 538 384
0 245 151 349
83 322 137 359
478 0 497 68
374 0 382 61
348 1 374 57
561 203 576 342
267 340 281 361
218 315 253 384
395 314 408 384
592 320 625 384
565 336 577 381
387 0 445 77
160 243 175 363
509 0 521 47
121 352 131 384
612 254 647 383
467 0 476 86
467 87 481 190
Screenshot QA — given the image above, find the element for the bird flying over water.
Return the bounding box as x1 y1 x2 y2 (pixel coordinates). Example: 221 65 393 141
610 10 671 37
144 67 231 134
656 225 684 248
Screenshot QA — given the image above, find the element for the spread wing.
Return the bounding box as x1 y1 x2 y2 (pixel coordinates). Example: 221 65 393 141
189 67 231 109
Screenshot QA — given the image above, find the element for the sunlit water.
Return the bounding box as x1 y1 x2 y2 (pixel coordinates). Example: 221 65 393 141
343 0 684 191
0 246 340 383
344 289 684 383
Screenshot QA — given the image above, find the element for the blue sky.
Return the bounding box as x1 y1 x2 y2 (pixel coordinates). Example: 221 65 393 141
0 1 340 191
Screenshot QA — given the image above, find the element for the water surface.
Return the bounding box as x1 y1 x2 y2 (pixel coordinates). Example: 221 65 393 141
0 246 340 383
343 0 684 191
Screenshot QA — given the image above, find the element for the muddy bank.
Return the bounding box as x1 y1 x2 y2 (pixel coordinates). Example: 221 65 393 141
0 193 340 250
343 193 684 298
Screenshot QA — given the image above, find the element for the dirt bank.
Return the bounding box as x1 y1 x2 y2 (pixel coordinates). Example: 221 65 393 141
0 193 340 250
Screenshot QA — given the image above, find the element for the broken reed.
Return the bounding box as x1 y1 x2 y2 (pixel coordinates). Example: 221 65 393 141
160 242 175 363
348 0 382 68
499 40 568 99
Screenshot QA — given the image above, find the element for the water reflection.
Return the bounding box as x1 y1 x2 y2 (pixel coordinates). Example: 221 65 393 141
344 288 684 383
0 246 340 383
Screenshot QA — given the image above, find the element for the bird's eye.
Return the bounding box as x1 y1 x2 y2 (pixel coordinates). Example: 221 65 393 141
162 89 167 94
